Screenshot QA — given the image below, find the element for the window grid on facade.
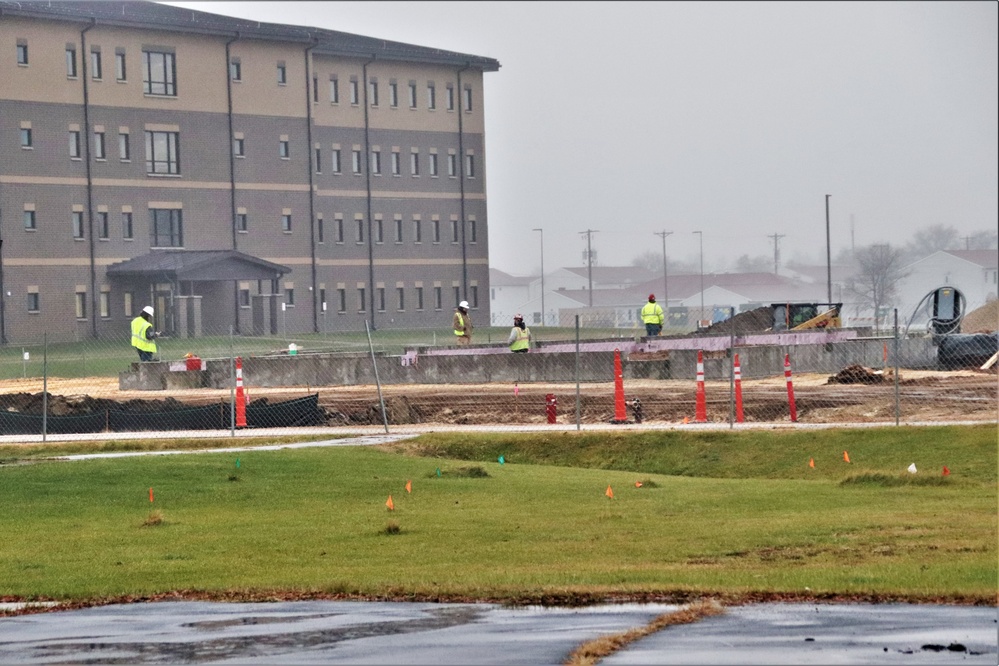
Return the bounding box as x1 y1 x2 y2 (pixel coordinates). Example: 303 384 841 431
279 139 289 158
122 212 133 238
355 219 364 243
394 219 403 243
93 131 105 160
413 219 422 243
469 219 477 243
377 287 385 312
17 42 28 65
277 63 286 84
427 83 436 109
391 151 400 175
281 214 292 232
446 85 455 110
429 153 438 177
285 287 295 306
331 148 341 173
97 211 109 239
471 285 479 308
408 82 417 108
357 287 366 312
389 82 398 107
337 288 346 312
415 287 424 310
374 219 383 244
410 152 419 176
465 153 475 178
335 219 344 243
315 147 321 172
352 150 361 174
75 292 87 319
350 79 359 104
69 130 81 158
313 76 319 102
453 286 461 308
90 49 102 79
236 213 247 232
432 219 440 243
371 150 381 174
100 292 110 318
329 77 339 103
448 153 457 177
145 131 179 174
119 133 130 160
20 128 32 148
66 46 77 77
143 50 176 95
434 286 442 310
23 210 36 230
27 293 40 313
150 208 183 247
369 80 378 106
71 211 84 239
397 287 405 311
451 219 459 243
115 51 126 81
229 59 241 81
233 137 244 157
464 86 473 111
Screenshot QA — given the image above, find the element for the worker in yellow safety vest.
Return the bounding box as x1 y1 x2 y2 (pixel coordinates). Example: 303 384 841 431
453 300 473 345
507 313 532 353
641 293 664 336
130 305 160 361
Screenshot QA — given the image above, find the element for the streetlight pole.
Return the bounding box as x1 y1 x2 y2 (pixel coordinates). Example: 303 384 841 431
825 194 832 304
532 227 544 325
654 231 672 329
579 229 598 307
693 230 704 328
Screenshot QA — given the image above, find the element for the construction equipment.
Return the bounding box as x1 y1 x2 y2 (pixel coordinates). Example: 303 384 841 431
771 303 842 331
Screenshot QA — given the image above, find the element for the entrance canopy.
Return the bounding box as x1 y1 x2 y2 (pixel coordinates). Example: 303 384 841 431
106 250 290 282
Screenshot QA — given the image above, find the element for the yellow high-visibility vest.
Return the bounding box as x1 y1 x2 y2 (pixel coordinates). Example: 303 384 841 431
510 326 530 351
454 312 465 336
131 316 157 353
641 302 664 325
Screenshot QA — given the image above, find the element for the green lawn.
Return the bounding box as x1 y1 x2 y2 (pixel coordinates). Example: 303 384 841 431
0 426 994 603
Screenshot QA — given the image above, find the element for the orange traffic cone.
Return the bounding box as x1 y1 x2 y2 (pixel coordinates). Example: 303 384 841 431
611 349 628 423
695 350 707 423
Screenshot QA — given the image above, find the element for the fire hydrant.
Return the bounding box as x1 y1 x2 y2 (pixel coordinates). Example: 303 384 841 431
545 393 557 424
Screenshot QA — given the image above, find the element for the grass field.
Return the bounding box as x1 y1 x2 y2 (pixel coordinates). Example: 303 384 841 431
0 425 994 604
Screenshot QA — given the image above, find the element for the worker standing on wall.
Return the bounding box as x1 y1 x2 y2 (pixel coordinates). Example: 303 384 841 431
507 313 531 353
641 293 665 336
453 300 473 345
130 305 160 362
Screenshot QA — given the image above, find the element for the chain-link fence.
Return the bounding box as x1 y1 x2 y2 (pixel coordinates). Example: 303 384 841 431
0 313 995 439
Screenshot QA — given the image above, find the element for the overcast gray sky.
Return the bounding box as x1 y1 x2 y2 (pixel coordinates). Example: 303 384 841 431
169 1 998 275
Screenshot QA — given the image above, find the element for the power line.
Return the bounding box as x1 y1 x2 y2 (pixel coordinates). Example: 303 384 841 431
578 229 599 307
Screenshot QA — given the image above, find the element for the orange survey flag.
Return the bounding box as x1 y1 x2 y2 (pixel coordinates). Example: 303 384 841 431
605 485 614 499
942 466 951 476
635 481 643 488
809 458 815 469
386 495 395 510
405 480 412 494
843 451 851 463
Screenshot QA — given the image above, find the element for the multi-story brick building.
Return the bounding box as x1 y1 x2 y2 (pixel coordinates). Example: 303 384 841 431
0 1 498 343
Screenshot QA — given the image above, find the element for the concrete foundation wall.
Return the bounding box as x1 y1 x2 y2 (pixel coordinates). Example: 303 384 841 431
120 337 939 390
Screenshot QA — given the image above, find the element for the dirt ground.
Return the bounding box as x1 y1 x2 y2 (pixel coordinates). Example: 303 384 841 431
0 367 995 427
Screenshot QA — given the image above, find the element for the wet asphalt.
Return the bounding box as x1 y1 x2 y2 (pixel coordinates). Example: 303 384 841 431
0 601 995 665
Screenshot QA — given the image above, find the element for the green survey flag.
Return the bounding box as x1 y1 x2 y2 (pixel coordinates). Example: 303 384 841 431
236 458 241 469
498 455 505 465
436 467 442 477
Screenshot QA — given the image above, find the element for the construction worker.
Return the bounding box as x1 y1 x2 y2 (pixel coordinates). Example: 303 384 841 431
130 305 160 362
507 313 531 353
641 293 665 336
453 300 473 345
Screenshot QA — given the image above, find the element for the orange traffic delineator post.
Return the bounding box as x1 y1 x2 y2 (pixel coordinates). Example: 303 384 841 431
149 487 154 502
235 356 247 428
733 353 744 423
611 348 628 423
695 350 707 423
784 353 797 422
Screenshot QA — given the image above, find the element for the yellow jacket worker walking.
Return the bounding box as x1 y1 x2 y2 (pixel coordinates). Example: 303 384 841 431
641 294 664 336
130 305 160 362
507 314 531 353
453 300 473 345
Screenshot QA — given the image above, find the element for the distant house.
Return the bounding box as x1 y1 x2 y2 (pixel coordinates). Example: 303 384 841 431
489 269 534 326
897 250 999 328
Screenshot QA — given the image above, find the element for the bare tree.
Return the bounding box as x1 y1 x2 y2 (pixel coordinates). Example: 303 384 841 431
846 243 909 333
631 250 662 273
965 229 999 250
904 224 959 260
734 254 772 273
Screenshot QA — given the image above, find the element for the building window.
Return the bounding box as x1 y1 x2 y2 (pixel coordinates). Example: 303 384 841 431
448 153 457 177
285 288 295 306
315 147 322 172
239 288 250 307
432 219 441 243
471 285 479 308
469 219 477 243
236 212 248 232
453 286 461 308
66 46 77 77
335 218 344 243
279 139 290 158
465 154 475 178
389 82 398 107
119 133 130 160
374 219 384 244
331 148 341 173
446 85 455 111
397 287 405 311
277 63 286 84
415 286 424 310
20 128 32 148
427 83 436 110
16 42 28 65
369 80 378 106
317 216 324 243
413 219 422 243
93 130 106 160
23 210 36 230
371 150 381 174
329 77 339 103
352 149 362 174
75 292 87 319
233 137 244 157
124 292 133 317
71 211 84 239
355 219 364 243
122 212 133 239
464 86 473 111
410 152 420 176
281 214 292 232
429 153 438 177
90 49 102 80
229 59 241 81
100 292 110 318
69 130 81 158
408 82 417 108
377 287 386 312
97 211 109 239
115 50 126 81
27 293 40 313
143 50 176 96
150 208 183 247
145 131 179 174
313 76 318 102
434 286 442 310
350 79 359 104
394 219 403 243
337 288 346 313
391 150 401 176
451 219 459 243
357 287 366 312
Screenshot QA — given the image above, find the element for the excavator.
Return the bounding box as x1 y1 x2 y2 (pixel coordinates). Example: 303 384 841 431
771 302 842 331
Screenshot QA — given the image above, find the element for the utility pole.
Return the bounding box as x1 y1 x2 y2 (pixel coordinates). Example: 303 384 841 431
768 232 785 275
532 228 545 325
654 231 672 326
579 229 598 307
825 194 832 305
693 230 704 327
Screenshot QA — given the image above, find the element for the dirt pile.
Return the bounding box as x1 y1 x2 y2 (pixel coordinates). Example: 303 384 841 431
827 365 888 384
961 300 998 333
698 306 774 336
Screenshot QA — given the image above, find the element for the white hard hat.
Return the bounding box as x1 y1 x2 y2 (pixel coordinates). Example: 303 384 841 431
459 300 469 309
142 306 154 316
